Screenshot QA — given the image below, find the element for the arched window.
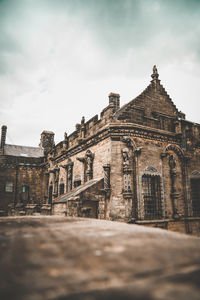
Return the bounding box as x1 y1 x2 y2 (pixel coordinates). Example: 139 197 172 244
142 175 162 219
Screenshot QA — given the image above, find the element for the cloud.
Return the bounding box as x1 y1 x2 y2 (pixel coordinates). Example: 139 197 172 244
0 0 200 145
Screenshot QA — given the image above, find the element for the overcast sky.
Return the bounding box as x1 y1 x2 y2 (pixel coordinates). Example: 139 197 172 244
0 0 200 146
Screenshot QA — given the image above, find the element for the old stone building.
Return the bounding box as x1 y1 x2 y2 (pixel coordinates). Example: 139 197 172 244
1 66 200 235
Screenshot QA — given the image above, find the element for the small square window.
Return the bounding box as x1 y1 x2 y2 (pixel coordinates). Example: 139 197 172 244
22 186 26 193
5 182 13 192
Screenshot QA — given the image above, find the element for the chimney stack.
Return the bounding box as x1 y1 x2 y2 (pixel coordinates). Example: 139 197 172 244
109 93 120 113
0 125 7 149
40 130 55 155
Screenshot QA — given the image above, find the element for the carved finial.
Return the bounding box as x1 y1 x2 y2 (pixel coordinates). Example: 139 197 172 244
64 132 67 140
151 65 159 80
81 116 85 125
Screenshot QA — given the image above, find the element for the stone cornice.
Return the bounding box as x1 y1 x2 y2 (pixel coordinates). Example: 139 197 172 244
51 122 181 164
0 162 43 169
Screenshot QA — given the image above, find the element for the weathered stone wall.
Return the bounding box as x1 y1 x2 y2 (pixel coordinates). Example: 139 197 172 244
186 148 200 216
107 134 189 223
109 138 127 221
53 203 67 216
0 156 45 213
136 219 200 237
0 165 16 212
17 166 46 206
53 179 104 218
49 137 111 198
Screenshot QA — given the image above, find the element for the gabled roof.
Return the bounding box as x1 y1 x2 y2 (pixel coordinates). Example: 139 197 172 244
54 178 103 203
4 144 44 158
114 66 184 121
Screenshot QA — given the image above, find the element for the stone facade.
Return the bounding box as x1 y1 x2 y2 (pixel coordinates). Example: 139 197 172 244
1 66 200 235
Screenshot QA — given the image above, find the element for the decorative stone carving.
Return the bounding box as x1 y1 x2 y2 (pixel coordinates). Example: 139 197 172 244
122 136 133 148
122 148 130 168
44 171 49 199
61 158 74 192
103 164 110 190
77 150 94 182
145 166 158 173
53 166 60 197
191 170 200 177
67 162 73 191
165 144 183 158
85 150 94 181
151 65 159 80
80 116 86 139
121 136 142 155
63 132 68 149
122 148 132 197
169 155 179 218
49 167 59 199
121 136 138 200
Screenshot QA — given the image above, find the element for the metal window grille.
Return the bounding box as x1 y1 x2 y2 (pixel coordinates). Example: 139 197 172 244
142 175 162 220
191 179 200 216
5 181 13 192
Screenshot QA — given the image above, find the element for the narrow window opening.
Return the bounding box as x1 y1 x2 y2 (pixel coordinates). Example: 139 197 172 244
49 185 53 204
191 178 200 216
74 179 81 188
5 181 13 192
142 175 162 220
59 183 64 195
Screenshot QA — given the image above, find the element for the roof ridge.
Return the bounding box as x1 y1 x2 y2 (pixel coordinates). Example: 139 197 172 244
5 144 42 149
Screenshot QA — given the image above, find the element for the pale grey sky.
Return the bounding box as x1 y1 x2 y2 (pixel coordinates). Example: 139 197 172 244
0 0 200 146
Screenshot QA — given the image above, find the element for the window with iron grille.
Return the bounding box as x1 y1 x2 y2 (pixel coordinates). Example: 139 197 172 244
191 178 200 216
5 181 13 192
142 175 162 219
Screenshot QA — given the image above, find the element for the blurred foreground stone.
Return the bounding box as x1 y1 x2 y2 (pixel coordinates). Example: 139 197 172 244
0 216 200 300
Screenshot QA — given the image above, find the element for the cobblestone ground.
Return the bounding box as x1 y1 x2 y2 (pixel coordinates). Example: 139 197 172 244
0 216 200 300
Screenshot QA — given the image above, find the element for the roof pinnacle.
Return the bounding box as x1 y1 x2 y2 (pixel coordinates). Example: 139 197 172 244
151 65 159 80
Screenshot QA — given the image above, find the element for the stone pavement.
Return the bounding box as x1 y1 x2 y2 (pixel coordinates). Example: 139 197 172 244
0 216 200 300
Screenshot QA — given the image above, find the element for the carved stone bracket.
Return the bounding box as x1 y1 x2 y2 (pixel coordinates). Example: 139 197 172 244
135 147 142 155
121 136 133 148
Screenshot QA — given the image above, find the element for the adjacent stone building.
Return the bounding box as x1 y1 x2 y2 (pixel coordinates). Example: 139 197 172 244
1 66 200 235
